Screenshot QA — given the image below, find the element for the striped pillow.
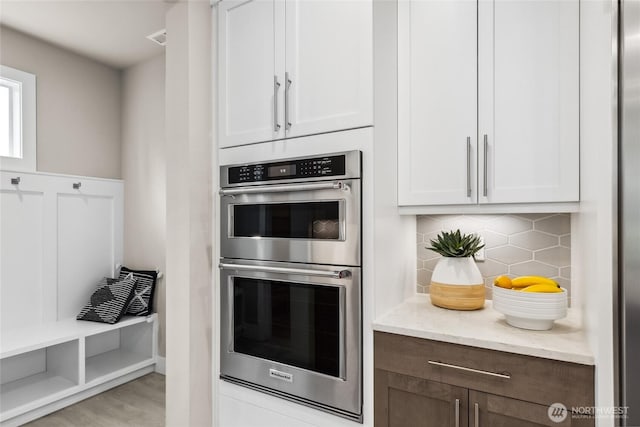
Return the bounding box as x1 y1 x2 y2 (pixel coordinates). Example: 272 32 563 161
119 266 158 316
77 274 137 324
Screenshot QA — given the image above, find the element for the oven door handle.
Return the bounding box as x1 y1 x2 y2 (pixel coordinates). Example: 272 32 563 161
219 181 344 196
219 263 351 279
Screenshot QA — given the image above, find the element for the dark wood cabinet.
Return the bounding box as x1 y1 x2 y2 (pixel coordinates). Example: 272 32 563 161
374 332 594 427
470 391 573 427
375 369 468 427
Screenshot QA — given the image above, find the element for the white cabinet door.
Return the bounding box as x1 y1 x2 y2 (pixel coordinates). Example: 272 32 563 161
478 0 579 204
284 0 372 139
218 0 285 148
398 0 478 206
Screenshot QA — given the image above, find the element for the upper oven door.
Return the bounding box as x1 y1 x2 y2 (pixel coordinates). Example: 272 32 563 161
220 179 360 266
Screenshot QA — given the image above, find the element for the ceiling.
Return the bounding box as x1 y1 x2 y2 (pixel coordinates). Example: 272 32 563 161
0 0 167 69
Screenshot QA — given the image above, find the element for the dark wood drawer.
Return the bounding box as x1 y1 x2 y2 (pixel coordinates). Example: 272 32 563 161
374 331 594 408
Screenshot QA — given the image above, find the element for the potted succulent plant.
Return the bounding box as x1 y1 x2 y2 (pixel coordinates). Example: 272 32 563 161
427 229 485 310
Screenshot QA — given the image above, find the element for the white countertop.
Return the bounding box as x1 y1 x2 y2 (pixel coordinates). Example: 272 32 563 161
372 294 594 365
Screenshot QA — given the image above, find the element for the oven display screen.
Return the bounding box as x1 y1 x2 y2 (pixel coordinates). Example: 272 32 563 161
227 155 346 184
268 164 296 177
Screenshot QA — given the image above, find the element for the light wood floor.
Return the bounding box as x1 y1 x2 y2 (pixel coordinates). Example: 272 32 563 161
25 373 165 427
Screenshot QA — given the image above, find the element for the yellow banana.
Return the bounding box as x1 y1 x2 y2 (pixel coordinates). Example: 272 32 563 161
511 276 558 288
493 275 513 289
520 284 563 293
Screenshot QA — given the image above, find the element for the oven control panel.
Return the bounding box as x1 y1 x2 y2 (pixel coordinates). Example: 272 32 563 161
228 155 347 184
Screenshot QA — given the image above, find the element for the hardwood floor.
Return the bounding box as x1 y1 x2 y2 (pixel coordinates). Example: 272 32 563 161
25 373 165 427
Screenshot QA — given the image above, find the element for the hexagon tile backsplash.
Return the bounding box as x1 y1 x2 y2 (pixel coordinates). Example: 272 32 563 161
416 214 571 301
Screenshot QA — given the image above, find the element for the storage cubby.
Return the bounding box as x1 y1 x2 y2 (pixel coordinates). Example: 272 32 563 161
0 339 79 415
85 320 154 383
0 172 157 425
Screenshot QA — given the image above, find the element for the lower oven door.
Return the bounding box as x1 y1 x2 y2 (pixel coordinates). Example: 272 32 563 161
219 259 362 420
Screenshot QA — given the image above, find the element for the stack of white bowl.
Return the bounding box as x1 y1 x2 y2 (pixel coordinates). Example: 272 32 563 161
492 285 568 331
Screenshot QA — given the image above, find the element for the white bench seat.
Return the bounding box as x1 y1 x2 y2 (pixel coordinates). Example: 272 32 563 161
1 315 153 359
0 315 157 426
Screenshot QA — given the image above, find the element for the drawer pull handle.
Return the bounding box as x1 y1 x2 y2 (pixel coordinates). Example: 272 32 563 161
455 398 460 427
475 402 480 427
427 360 511 379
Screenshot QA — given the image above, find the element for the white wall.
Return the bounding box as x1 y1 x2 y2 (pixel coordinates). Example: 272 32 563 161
165 1 213 426
122 53 166 357
0 25 122 179
574 1 618 425
372 0 416 320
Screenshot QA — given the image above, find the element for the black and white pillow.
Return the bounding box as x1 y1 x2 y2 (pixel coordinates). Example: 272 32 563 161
77 274 137 324
119 266 158 316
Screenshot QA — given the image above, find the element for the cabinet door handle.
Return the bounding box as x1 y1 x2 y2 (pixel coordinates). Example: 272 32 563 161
285 72 292 131
474 402 480 427
466 137 472 197
273 75 281 132
427 360 511 379
455 398 460 427
483 134 488 197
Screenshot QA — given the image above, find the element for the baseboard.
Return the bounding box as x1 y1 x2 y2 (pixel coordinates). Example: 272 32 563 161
155 356 166 375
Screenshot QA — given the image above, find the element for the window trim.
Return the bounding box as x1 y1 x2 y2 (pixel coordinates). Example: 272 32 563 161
0 65 36 172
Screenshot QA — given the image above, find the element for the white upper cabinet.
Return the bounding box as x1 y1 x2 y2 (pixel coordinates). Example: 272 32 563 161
398 0 579 208
218 0 283 148
398 0 478 206
284 0 372 139
478 0 579 204
217 0 372 148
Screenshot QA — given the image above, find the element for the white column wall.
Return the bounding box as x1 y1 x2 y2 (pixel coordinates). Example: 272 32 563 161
573 1 618 425
165 1 213 426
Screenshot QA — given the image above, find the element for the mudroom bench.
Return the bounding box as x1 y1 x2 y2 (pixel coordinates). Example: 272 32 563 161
0 315 157 426
0 170 158 426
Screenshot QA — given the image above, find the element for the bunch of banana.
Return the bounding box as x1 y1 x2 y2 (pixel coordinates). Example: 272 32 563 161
493 275 563 293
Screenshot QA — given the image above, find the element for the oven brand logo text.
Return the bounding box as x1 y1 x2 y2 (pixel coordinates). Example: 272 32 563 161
269 369 293 383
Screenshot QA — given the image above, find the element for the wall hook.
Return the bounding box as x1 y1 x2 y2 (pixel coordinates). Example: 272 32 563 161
11 177 20 185
73 182 82 190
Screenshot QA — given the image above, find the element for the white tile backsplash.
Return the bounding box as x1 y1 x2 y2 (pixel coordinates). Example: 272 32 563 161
416 214 571 301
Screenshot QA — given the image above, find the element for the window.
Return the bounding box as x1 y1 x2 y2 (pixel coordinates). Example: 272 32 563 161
0 65 36 172
0 76 22 158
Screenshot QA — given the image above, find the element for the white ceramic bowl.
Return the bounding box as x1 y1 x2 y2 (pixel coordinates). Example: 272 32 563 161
493 296 567 308
492 285 568 330
493 301 565 314
492 292 567 302
493 285 566 300
493 296 567 306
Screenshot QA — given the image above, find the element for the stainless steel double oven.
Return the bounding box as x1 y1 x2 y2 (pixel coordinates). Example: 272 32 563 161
219 151 362 421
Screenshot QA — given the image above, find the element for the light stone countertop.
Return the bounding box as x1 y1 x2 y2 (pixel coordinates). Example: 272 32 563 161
372 294 594 365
